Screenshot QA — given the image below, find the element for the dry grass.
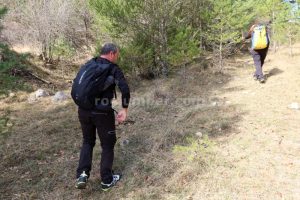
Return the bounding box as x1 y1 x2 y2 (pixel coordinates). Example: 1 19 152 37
2 44 299 200
0 58 243 200
189 44 300 200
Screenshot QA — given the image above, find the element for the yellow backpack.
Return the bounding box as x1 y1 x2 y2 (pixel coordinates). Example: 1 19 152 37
251 25 269 50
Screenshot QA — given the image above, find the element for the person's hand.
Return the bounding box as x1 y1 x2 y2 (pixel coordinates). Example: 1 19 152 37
241 37 246 43
117 108 128 124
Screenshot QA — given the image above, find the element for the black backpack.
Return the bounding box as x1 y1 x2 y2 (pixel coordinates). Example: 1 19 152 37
71 58 115 110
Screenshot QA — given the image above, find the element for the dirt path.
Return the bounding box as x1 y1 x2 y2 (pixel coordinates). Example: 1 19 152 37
192 47 300 199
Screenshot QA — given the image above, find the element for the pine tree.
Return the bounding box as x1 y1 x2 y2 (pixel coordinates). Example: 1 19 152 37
206 0 255 71
90 0 199 77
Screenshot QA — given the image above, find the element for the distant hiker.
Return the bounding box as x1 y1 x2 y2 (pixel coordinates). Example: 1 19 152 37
243 20 270 83
71 43 130 191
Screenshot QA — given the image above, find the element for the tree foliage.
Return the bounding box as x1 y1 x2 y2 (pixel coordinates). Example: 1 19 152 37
1 0 300 76
90 0 299 75
90 0 200 77
1 0 93 62
251 0 300 54
206 0 255 70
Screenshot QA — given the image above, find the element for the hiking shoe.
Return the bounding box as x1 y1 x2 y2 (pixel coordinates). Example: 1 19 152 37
258 78 265 83
76 171 88 189
101 174 121 191
253 75 258 81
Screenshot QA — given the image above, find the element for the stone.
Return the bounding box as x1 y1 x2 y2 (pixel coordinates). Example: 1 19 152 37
9 92 16 98
28 93 38 103
52 91 69 102
28 89 49 103
288 102 300 110
122 139 129 145
195 132 203 138
120 139 129 148
35 89 48 98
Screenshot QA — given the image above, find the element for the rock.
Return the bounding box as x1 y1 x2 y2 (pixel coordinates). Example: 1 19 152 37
9 92 16 98
35 89 48 98
120 139 129 148
6 122 13 127
211 102 218 106
28 93 38 103
52 91 69 102
28 89 49 103
195 132 203 138
122 139 129 145
288 102 300 110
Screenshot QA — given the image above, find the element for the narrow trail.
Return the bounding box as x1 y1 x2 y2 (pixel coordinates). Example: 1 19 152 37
193 47 300 199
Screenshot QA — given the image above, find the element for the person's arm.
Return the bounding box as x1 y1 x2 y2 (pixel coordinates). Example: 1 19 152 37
244 24 255 40
266 25 271 43
113 65 130 123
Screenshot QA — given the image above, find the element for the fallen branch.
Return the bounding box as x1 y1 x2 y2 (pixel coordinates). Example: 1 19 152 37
10 68 52 85
26 71 52 85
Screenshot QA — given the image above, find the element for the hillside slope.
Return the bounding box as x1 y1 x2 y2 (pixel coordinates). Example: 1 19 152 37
1 45 300 199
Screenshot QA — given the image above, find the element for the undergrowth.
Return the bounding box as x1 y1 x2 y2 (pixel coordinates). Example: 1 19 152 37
0 43 32 97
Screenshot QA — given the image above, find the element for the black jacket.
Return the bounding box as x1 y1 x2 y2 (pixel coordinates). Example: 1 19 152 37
95 57 130 110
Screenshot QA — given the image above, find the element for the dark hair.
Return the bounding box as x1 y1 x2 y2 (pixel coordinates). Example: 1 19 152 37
253 18 271 26
100 43 118 55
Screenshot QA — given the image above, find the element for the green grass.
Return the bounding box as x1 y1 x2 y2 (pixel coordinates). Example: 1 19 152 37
0 74 31 96
0 43 32 96
173 135 214 162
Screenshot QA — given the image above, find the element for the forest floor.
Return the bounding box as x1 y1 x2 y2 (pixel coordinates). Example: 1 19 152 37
0 44 299 200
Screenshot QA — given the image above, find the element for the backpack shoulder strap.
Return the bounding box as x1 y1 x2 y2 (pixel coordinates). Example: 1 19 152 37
109 64 118 99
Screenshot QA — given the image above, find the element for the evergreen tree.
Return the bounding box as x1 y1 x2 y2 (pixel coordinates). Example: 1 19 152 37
89 0 199 77
206 0 254 71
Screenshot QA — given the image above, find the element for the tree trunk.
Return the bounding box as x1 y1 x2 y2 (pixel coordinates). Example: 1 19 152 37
289 34 293 57
83 13 89 46
219 42 223 72
48 44 52 62
272 10 276 52
219 26 223 72
42 41 47 61
159 7 168 77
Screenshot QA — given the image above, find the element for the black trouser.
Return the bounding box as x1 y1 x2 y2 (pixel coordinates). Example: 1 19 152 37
76 108 116 184
250 47 269 79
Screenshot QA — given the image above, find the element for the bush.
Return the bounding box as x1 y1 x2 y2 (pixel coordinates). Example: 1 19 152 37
52 38 76 60
168 27 199 66
119 44 155 78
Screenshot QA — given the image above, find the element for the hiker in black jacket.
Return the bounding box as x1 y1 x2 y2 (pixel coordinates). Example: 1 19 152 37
75 43 130 191
243 21 270 83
